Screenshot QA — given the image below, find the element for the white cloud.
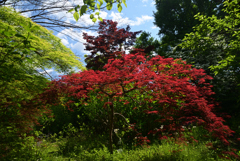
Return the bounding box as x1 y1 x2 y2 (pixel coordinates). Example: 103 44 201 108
56 28 72 42
61 38 69 46
70 29 98 55
71 42 89 54
39 69 54 74
109 12 154 27
151 25 158 29
99 11 108 19
142 0 148 3
133 15 153 26
18 10 32 18
151 0 156 5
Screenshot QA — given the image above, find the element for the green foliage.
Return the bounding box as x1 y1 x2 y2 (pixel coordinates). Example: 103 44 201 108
70 0 127 22
0 6 86 102
153 0 225 51
25 120 240 161
36 103 92 138
0 126 44 161
0 6 86 160
134 31 161 60
179 0 240 116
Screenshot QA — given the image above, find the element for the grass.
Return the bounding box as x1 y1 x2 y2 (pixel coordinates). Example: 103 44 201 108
5 124 239 161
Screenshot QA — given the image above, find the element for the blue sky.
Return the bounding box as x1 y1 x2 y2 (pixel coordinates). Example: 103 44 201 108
17 0 160 81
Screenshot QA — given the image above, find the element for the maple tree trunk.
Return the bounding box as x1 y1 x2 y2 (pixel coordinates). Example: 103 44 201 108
108 97 114 154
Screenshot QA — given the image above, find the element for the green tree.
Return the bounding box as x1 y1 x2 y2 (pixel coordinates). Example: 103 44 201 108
134 31 161 60
0 6 86 159
153 0 225 50
0 6 87 102
179 0 240 117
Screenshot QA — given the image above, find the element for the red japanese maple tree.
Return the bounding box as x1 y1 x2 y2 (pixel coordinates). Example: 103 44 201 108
83 19 141 71
35 51 238 157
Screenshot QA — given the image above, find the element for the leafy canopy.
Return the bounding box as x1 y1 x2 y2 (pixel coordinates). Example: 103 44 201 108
83 19 141 71
153 0 225 49
178 0 240 114
0 6 87 102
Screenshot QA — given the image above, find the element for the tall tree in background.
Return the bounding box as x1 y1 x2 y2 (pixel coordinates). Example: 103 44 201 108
0 0 128 42
83 19 141 71
134 31 161 60
178 0 240 119
153 0 225 50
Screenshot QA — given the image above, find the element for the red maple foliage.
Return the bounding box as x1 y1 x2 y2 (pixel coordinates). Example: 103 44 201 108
35 51 237 157
83 19 141 71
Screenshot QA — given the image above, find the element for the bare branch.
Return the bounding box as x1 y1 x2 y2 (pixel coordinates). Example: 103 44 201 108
1 0 119 43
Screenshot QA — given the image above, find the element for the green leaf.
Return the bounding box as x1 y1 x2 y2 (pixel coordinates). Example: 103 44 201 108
106 3 113 10
90 2 95 7
29 35 38 41
28 21 32 28
20 23 30 32
117 4 122 13
89 6 95 11
29 48 36 51
95 12 100 16
68 8 74 13
98 0 103 5
73 12 79 21
30 26 40 31
90 14 94 19
126 118 130 123
97 3 101 10
3 31 11 37
92 17 97 23
75 5 80 12
24 74 33 78
8 30 16 36
98 17 103 22
122 0 127 7
74 103 79 107
80 5 88 16
26 57 33 64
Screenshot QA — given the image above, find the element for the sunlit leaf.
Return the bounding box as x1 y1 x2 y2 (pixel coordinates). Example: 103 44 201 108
98 0 103 6
106 3 113 10
98 17 103 22
97 3 101 10
122 0 127 7
117 4 122 13
92 17 97 23
68 8 74 13
73 12 79 21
